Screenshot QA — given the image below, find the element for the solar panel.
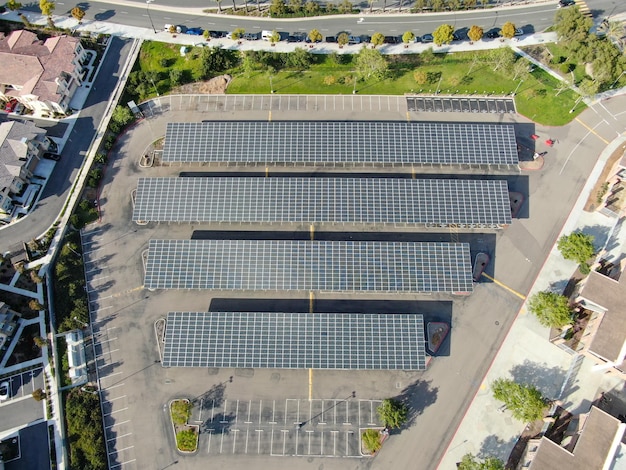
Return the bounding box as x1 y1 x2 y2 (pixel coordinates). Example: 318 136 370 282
133 177 512 227
162 121 519 166
144 240 473 293
163 311 427 370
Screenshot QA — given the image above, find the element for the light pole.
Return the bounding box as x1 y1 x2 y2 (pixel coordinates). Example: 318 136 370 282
512 79 523 96
269 74 274 94
435 74 443 95
610 71 626 89
146 0 157 34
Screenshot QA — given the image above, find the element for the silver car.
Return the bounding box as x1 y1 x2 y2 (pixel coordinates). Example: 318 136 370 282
0 381 9 401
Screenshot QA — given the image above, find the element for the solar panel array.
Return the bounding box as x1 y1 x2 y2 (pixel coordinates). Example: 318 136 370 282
163 311 426 370
162 121 519 166
144 239 473 293
133 177 512 226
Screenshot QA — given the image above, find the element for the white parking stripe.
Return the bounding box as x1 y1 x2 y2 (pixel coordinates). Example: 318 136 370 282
107 432 132 442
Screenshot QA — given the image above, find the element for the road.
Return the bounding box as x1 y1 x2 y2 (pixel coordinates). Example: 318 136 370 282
32 0 626 38
0 37 133 255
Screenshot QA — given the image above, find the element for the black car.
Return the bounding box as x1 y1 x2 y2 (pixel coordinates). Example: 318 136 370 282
558 0 574 7
485 28 501 39
325 36 337 43
209 30 227 38
421 34 433 43
383 35 400 44
452 31 467 41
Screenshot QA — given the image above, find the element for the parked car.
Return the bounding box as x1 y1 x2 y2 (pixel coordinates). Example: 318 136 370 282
243 32 260 40
383 35 400 44
325 36 337 43
514 28 524 36
485 28 501 39
43 153 60 161
186 27 204 36
289 32 307 42
557 0 574 7
0 381 9 401
421 33 434 43
452 31 467 41
348 35 361 45
209 30 227 38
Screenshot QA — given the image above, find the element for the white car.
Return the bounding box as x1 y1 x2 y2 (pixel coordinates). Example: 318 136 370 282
0 381 9 401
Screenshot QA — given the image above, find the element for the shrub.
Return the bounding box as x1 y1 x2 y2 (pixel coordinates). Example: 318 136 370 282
32 388 46 401
323 75 336 86
414 70 427 84
170 400 192 425
362 429 382 454
176 429 198 452
596 182 609 204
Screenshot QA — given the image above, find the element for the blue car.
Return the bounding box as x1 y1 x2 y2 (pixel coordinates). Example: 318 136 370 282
421 34 433 43
186 27 204 36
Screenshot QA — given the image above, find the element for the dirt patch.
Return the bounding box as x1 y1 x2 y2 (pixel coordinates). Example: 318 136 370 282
584 144 626 212
171 74 232 95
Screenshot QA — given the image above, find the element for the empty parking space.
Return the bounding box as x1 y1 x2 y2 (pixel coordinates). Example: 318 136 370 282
0 367 44 402
198 398 382 457
407 96 516 114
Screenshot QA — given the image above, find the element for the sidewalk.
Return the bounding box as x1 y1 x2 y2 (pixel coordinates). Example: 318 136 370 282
438 134 626 468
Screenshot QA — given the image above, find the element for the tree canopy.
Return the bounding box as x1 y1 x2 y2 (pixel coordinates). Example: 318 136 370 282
492 378 545 423
433 24 454 46
468 25 483 42
500 22 516 39
6 0 22 11
371 32 385 47
402 31 415 44
557 231 595 271
377 398 408 429
459 453 505 470
71 6 85 22
39 0 55 16
308 29 323 43
337 32 349 46
269 30 280 44
355 47 388 80
527 291 573 329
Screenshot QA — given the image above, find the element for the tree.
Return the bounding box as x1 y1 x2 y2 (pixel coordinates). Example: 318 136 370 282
362 429 382 453
500 22 516 39
492 378 545 423
355 47 388 81
6 0 22 11
269 30 280 44
270 0 286 15
527 291 574 328
71 6 85 23
287 48 312 69
338 0 353 13
289 0 302 13
464 0 477 8
377 398 408 429
337 32 349 47
555 7 593 49
490 47 516 72
29 299 44 310
511 57 531 81
459 453 504 470
169 69 183 86
308 29 322 43
216 0 223 12
33 336 48 348
402 31 415 46
304 0 320 15
39 0 55 17
468 25 483 43
371 32 385 48
111 105 134 130
431 0 444 11
558 231 595 272
600 20 625 50
368 0 375 13
231 28 245 40
433 24 454 46
32 388 46 401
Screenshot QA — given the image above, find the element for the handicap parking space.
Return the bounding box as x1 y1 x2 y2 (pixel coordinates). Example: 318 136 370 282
407 96 516 114
198 398 383 458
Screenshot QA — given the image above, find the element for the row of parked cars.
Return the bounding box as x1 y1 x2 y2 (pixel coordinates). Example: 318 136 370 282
166 25 526 43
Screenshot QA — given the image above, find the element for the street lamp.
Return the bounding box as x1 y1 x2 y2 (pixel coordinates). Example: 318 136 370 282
512 79 523 96
610 71 626 89
146 0 157 34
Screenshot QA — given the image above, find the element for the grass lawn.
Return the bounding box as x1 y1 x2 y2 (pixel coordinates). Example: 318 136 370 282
138 43 584 125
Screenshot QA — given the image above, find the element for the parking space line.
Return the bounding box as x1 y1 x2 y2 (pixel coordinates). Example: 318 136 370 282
109 458 136 468
256 429 262 454
100 371 124 378
220 399 228 423
106 420 129 429
307 430 313 455
107 394 126 402
245 400 252 423
270 399 276 424
104 407 128 416
107 432 132 442
245 429 249 453
282 429 288 455
232 429 239 453
331 430 338 455
235 399 239 423
104 383 125 391
112 445 134 453
220 429 225 454
206 429 213 453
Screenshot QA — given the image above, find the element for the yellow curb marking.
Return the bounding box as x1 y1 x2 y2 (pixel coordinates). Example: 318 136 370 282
575 117 609 144
481 272 526 300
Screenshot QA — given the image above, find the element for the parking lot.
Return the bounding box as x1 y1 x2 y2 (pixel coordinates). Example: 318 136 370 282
0 368 44 403
196 398 383 457
406 96 516 114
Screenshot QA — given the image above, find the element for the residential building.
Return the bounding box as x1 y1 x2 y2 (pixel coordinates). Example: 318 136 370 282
575 263 626 379
0 29 93 116
517 405 625 469
0 302 20 351
0 120 49 214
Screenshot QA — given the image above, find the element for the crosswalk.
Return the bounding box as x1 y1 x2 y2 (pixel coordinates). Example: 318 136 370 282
574 0 592 17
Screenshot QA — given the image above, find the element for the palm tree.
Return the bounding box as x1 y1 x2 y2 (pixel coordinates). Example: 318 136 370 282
216 0 223 12
368 0 375 13
601 20 625 50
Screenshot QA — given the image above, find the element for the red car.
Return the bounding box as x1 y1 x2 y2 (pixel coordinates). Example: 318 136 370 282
4 99 18 112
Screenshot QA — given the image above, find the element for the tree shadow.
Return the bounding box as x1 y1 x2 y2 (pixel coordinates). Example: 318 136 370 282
509 359 566 401
193 382 226 409
201 412 236 434
396 379 439 430
477 434 518 461
578 224 612 253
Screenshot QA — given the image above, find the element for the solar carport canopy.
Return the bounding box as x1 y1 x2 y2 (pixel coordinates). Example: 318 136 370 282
163 311 427 370
133 177 512 227
162 121 519 166
144 239 473 293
